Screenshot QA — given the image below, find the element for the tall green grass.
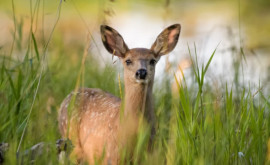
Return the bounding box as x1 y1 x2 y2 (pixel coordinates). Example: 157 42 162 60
0 0 270 164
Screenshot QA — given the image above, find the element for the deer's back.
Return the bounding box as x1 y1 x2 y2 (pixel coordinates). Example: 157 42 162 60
58 88 121 163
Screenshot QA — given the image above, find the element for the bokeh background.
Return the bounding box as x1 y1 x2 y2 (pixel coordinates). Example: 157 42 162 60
0 0 270 164
1 0 270 90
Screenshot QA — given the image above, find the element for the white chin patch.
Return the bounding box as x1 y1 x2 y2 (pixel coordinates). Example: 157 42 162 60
135 79 149 84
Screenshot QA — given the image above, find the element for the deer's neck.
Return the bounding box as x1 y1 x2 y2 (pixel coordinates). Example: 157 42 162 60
123 79 154 119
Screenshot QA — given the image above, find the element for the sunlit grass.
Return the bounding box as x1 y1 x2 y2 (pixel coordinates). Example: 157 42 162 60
0 0 270 164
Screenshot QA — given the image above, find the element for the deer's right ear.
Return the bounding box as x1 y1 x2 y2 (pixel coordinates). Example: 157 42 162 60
100 25 129 58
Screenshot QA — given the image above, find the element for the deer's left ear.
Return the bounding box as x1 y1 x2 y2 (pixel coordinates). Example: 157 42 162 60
151 24 181 56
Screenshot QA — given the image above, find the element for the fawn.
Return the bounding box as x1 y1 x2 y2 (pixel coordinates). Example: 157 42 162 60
58 24 181 164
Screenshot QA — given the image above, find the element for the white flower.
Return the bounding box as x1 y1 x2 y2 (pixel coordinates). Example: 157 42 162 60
238 152 245 158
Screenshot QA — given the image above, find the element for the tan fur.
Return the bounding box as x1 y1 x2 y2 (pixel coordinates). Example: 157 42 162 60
58 24 181 164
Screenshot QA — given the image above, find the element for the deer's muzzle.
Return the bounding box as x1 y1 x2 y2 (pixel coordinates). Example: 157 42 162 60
135 69 147 80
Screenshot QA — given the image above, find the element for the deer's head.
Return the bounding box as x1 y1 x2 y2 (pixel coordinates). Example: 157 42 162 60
101 24 181 86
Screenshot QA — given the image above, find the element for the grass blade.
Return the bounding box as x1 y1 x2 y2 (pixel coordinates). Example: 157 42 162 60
31 32 40 62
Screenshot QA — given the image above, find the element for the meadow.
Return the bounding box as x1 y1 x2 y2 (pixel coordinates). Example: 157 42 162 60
0 0 270 164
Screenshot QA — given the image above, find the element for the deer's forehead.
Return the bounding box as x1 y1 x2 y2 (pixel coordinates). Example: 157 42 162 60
125 48 155 59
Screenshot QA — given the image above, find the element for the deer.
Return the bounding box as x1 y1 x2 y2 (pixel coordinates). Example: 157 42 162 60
58 24 181 164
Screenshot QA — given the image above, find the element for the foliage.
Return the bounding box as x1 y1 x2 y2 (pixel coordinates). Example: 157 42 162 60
0 0 269 164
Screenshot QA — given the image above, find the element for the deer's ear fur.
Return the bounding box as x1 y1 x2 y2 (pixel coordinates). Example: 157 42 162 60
151 24 181 56
100 25 129 58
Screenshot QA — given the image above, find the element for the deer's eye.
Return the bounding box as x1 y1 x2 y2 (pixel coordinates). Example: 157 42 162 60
125 59 132 65
150 59 156 66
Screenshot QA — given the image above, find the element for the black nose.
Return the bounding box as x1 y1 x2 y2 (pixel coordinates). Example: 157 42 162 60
136 69 147 80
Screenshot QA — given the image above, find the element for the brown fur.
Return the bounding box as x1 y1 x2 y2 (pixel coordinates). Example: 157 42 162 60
58 24 181 164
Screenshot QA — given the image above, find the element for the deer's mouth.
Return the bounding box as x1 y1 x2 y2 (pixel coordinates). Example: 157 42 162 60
135 79 149 84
